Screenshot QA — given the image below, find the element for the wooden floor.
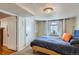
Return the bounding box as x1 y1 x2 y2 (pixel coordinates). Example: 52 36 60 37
0 46 16 55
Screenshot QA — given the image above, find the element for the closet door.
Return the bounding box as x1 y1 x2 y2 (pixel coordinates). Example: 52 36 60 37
7 16 17 50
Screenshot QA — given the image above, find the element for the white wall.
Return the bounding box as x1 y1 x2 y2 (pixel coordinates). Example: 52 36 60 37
17 17 26 51
36 21 46 37
65 18 76 34
75 16 79 30
12 16 36 51
25 17 36 45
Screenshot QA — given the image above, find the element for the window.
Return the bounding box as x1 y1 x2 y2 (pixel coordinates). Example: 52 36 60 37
48 20 63 36
50 25 58 35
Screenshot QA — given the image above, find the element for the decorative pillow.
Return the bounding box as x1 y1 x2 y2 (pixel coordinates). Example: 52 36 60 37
70 38 79 45
62 33 72 42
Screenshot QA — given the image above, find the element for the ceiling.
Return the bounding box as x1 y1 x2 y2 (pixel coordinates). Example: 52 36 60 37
0 3 33 17
0 3 79 19
16 3 79 15
15 3 79 19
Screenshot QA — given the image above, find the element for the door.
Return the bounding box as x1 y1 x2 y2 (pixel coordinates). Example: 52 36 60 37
7 17 17 50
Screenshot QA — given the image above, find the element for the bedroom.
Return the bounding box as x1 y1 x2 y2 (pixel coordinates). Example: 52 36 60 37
0 3 79 55
13 3 79 55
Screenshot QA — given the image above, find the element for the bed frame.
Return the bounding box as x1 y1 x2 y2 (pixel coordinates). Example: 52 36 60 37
32 46 61 55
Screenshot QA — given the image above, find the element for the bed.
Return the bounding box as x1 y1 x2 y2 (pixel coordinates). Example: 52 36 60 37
31 35 79 55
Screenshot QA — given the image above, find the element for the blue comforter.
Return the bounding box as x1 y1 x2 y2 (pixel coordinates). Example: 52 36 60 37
31 36 79 55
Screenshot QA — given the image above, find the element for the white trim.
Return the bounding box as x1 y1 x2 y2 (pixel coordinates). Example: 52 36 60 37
15 3 35 16
0 9 17 16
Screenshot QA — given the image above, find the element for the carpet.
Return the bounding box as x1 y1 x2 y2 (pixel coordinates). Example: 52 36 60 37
12 46 38 55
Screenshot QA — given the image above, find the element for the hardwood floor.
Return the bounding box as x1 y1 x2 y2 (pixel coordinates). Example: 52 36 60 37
0 46 16 55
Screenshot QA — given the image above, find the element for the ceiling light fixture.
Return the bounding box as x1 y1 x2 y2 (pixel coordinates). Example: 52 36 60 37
43 7 53 14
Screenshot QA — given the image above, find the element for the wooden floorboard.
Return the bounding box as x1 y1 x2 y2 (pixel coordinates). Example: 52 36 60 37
0 46 16 55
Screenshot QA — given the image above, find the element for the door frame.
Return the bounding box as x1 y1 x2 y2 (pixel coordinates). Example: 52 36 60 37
16 16 18 51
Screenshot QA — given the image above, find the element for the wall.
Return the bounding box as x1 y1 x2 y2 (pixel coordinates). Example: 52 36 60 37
17 16 36 51
36 21 46 37
17 17 26 51
65 18 76 34
36 18 76 37
58 20 63 37
25 17 36 45
75 16 79 30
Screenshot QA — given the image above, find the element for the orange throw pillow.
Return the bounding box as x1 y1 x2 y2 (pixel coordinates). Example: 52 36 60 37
62 33 72 42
